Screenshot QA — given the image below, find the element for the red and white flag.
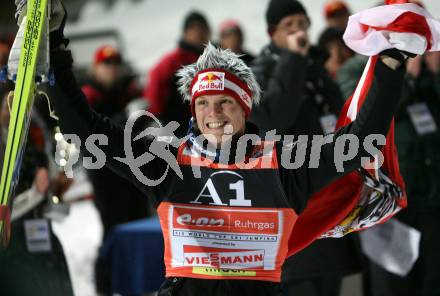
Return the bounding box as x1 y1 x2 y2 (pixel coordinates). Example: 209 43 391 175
344 2 440 55
286 1 440 257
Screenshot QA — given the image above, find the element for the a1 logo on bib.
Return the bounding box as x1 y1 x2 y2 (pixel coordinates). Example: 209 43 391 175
191 171 251 207
197 72 225 92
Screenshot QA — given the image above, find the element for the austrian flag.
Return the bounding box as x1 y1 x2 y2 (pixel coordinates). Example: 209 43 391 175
286 2 440 257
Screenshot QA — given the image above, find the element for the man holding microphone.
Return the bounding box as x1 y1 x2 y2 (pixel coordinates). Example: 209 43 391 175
250 1 361 295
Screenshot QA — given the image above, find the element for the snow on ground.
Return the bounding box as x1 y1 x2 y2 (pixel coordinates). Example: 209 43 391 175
52 199 102 296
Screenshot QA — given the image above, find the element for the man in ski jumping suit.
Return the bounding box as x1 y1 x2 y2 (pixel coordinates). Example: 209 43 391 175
17 0 437 295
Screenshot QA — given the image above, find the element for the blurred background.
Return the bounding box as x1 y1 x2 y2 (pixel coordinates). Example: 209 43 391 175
1 1 440 296
1 0 439 79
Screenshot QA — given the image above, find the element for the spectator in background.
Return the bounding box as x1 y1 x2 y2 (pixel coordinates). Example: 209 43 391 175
143 11 210 137
337 53 369 99
318 27 354 79
0 83 74 296
339 53 440 296
82 45 141 117
367 51 440 296
337 3 440 293
250 1 363 295
324 0 351 30
218 19 254 65
81 45 151 296
0 40 10 67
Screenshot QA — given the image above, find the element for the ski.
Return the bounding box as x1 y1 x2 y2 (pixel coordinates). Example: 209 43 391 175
0 0 48 245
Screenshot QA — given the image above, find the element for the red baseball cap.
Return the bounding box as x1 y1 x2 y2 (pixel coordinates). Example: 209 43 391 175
94 45 122 64
324 1 350 18
219 19 242 36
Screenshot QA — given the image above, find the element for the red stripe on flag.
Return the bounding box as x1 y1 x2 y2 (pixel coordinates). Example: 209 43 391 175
385 0 410 4
0 205 11 246
367 12 432 50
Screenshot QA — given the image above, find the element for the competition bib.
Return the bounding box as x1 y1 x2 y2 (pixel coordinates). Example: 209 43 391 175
24 219 52 253
158 202 296 282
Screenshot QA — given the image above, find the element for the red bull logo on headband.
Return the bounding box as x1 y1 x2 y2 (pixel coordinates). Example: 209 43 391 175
197 72 225 92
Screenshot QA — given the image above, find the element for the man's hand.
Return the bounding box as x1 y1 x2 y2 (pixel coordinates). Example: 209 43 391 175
286 31 310 56
380 48 415 70
13 0 67 48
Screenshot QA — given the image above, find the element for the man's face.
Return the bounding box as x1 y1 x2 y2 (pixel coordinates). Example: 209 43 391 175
271 14 310 49
194 94 246 146
93 60 122 88
220 30 242 53
184 23 211 49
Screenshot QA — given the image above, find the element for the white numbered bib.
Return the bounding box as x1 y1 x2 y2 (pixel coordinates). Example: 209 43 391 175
24 219 52 253
320 114 337 135
407 102 437 135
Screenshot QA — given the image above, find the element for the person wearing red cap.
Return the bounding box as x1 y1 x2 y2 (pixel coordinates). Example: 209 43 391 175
81 45 151 295
82 45 140 114
218 19 254 65
324 0 351 30
0 76 74 296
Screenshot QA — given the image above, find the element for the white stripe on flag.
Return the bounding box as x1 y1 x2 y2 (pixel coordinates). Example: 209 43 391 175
347 57 373 121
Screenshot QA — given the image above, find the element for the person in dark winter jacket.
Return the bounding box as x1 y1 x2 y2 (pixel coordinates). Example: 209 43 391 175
21 1 427 295
82 45 141 117
81 45 151 295
143 11 211 137
250 1 362 295
50 41 411 296
0 83 74 296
